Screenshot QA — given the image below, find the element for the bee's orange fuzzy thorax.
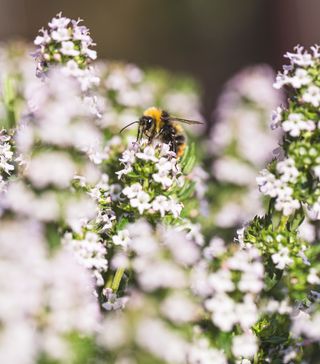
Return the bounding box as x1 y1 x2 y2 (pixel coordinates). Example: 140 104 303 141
143 107 163 133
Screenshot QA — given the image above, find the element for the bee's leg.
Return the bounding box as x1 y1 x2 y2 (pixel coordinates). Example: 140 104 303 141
136 125 143 142
147 130 156 144
171 137 177 154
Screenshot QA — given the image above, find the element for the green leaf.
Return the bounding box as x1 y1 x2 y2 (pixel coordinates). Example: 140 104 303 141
1 76 17 129
181 143 196 174
117 216 129 230
261 336 287 344
177 180 196 200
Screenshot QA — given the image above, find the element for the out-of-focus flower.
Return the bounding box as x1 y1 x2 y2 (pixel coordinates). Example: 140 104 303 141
207 65 283 233
0 220 100 364
33 12 97 84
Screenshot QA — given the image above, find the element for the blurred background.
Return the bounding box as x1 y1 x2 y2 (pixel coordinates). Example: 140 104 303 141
0 0 319 120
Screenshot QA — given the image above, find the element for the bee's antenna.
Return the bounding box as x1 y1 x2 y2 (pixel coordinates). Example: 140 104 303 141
120 121 139 134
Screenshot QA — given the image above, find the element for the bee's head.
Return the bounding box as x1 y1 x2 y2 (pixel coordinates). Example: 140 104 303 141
140 115 154 130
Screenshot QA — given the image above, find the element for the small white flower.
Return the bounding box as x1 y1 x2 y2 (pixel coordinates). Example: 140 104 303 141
208 270 235 293
97 209 116 232
51 27 70 41
122 183 142 199
313 165 320 179
232 333 258 358
81 42 97 60
272 246 293 269
112 229 131 249
188 339 227 364
153 169 173 188
256 169 278 197
205 293 237 331
64 59 82 76
285 46 314 67
204 237 226 259
102 288 127 310
273 71 290 89
48 14 70 29
166 197 183 218
307 268 320 284
290 68 311 88
120 149 136 164
275 194 300 216
60 41 80 56
156 157 173 173
276 158 299 183
26 152 76 189
302 85 320 107
152 195 169 217
271 106 283 129
116 165 133 179
236 295 259 330
282 113 315 137
159 143 176 157
34 30 51 45
238 271 263 293
308 198 320 220
130 191 151 214
136 145 158 162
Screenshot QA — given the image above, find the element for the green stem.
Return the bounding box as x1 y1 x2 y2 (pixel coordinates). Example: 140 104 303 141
111 267 125 292
2 76 17 129
278 215 289 231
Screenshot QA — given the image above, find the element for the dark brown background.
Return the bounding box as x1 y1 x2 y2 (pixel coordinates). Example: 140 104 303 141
0 0 319 120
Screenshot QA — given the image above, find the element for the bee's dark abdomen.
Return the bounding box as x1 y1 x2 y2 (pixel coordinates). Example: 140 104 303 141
175 134 185 144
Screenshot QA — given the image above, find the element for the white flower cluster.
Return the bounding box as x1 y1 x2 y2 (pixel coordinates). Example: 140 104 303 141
188 338 227 364
308 196 320 220
257 158 300 216
232 333 258 360
0 131 14 192
122 182 182 217
0 42 39 119
292 310 320 342
136 318 189 364
273 46 320 134
211 65 281 167
117 141 184 218
62 231 108 286
0 69 104 324
0 69 102 229
126 220 200 292
34 12 98 91
96 62 153 129
0 220 99 364
274 45 318 89
21 68 102 154
281 112 316 137
102 287 128 311
271 246 294 270
209 65 282 229
191 241 263 360
96 220 201 363
204 249 263 332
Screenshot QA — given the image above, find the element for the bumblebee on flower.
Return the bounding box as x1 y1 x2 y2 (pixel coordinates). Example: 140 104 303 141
120 106 203 157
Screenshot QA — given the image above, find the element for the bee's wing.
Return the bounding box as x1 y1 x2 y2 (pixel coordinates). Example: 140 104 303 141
168 116 204 125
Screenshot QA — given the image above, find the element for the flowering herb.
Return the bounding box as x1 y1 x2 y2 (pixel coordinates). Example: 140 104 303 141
239 46 320 362
2 10 320 364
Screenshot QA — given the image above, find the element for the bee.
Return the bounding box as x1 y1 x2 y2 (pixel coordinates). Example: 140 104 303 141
120 107 203 157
